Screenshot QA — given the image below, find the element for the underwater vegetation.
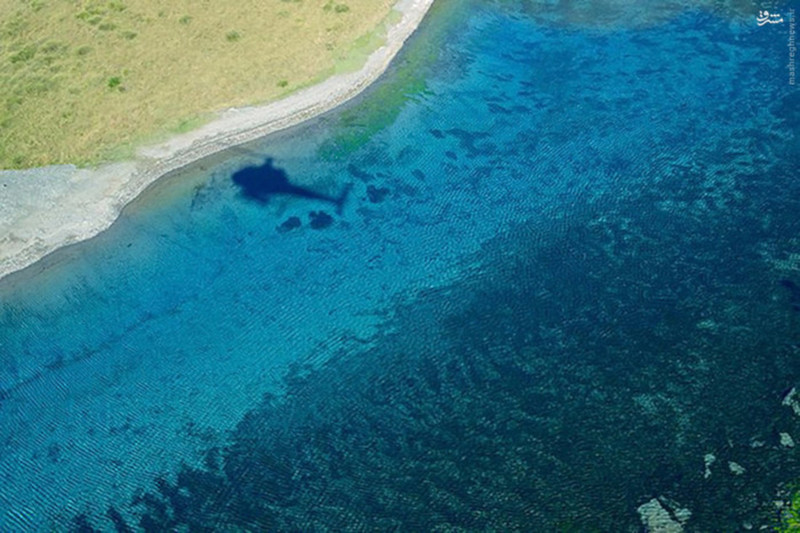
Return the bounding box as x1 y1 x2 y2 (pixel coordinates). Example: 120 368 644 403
72 142 800 530
778 487 800 532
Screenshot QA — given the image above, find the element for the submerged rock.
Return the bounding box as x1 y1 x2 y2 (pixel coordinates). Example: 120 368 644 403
728 462 746 475
782 387 800 417
703 453 716 479
347 164 373 182
366 185 390 203
638 498 690 533
277 216 302 233
309 211 334 230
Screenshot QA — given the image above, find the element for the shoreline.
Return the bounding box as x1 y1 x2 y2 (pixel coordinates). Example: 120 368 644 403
0 0 434 284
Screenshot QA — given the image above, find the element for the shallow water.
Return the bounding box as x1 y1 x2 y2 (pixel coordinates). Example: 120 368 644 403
1 1 799 530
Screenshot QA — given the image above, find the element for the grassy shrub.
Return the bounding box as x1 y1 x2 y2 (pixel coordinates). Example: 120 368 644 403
10 45 37 63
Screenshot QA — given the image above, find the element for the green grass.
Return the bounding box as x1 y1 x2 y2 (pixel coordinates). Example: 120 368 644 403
0 0 395 169
331 10 400 75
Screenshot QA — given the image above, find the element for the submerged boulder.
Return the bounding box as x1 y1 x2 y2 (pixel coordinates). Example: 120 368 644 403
309 211 334 230
277 216 302 233
637 497 690 533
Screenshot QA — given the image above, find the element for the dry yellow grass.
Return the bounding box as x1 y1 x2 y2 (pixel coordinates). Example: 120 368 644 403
0 0 395 169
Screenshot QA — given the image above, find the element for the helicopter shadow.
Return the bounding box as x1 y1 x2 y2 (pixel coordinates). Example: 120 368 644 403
231 157 351 214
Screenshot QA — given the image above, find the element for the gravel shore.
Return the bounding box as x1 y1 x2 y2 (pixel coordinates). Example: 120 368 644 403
0 0 434 282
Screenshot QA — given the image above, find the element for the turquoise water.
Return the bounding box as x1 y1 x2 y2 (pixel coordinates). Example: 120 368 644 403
2 1 799 530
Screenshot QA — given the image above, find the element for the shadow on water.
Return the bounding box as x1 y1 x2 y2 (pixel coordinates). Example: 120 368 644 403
780 279 800 312
231 157 352 214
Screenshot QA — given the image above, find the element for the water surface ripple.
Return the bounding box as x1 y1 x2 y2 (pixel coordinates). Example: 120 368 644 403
1 2 798 530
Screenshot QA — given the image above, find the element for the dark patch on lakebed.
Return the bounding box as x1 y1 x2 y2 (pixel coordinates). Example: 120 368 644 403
780 279 800 312
309 211 334 229
366 185 390 203
277 216 302 233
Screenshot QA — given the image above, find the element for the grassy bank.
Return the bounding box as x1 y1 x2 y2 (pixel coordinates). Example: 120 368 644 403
0 0 394 169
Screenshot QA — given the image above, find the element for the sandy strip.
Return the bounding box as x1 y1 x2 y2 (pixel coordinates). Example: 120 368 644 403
0 0 434 283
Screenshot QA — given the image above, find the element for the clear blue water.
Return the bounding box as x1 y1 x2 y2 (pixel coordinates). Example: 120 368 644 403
1 1 799 530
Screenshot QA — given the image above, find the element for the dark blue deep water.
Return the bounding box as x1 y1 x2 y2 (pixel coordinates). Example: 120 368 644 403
1 1 799 530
